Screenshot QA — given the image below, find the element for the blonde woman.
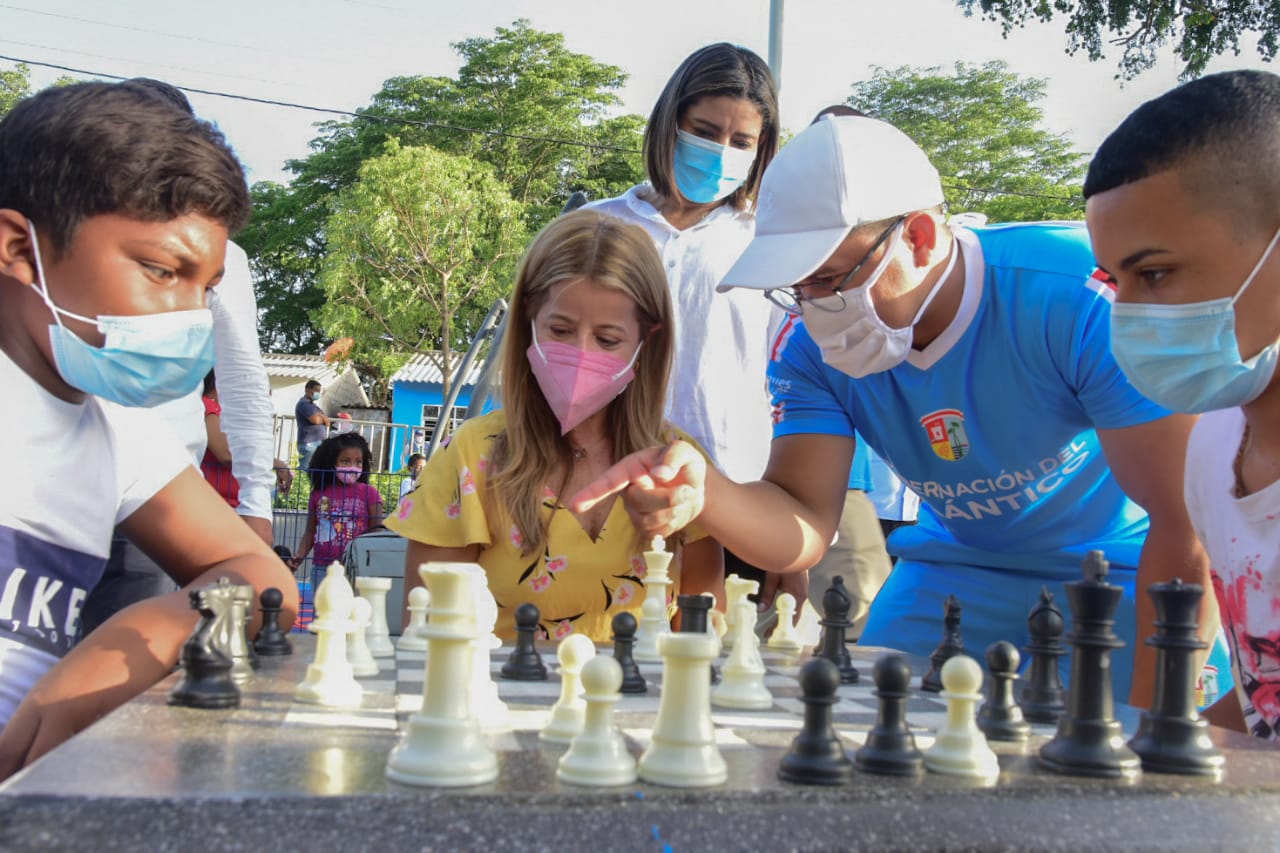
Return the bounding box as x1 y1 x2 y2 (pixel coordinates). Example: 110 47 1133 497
387 211 724 641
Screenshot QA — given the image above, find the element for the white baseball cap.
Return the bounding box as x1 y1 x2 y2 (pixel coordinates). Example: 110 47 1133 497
718 116 944 291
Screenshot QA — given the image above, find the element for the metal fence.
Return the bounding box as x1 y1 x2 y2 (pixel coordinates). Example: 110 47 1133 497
273 414 428 474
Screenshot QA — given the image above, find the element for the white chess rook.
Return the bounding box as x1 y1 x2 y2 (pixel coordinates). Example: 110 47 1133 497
633 542 673 664
347 597 381 677
541 634 596 744
923 655 1000 781
557 656 637 786
355 576 395 657
386 563 498 787
397 585 430 652
295 563 363 707
713 584 773 710
638 631 728 787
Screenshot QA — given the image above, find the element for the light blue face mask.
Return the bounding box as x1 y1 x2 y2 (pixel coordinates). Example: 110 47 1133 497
28 219 217 408
1109 225 1280 414
672 129 756 205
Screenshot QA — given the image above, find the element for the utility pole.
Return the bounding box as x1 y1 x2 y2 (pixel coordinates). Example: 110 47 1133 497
768 0 785 93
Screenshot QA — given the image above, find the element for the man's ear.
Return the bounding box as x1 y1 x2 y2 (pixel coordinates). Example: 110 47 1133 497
0 209 38 286
903 211 940 269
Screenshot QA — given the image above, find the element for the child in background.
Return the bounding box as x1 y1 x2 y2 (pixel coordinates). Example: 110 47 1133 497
1086 69 1280 737
199 370 239 507
399 453 425 501
388 211 725 643
291 433 383 574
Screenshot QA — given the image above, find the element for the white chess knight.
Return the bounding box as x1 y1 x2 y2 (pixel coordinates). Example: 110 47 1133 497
295 563 364 707
923 655 1000 781
386 563 499 787
767 592 804 653
557 656 637 787
638 630 727 788
465 564 510 733
634 536 673 664
355 576 395 657
540 634 596 744
397 585 430 652
713 581 773 710
347 597 381 678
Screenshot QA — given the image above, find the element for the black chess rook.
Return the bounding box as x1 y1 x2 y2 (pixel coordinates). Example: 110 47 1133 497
1038 550 1141 779
1127 579 1225 777
501 603 549 681
253 587 293 657
921 594 964 693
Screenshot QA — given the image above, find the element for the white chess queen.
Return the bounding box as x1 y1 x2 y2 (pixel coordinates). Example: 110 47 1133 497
385 211 725 644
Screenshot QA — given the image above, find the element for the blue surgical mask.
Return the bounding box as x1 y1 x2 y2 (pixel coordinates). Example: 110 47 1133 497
27 219 216 408
672 129 756 205
1109 225 1280 414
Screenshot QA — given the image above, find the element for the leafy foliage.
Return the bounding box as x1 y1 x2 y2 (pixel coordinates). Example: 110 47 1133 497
319 142 528 406
848 62 1087 222
957 0 1280 80
244 20 645 357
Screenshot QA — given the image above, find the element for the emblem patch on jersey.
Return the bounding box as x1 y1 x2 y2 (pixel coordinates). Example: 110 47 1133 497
920 409 969 461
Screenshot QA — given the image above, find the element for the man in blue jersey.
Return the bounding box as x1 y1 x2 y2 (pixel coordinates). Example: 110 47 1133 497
574 115 1211 706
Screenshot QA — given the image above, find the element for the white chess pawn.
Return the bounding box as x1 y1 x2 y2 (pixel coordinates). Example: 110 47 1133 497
355 576 395 657
295 563 363 707
347 597 381 677
923 655 1000 781
767 593 804 653
397 585 430 652
713 588 772 710
540 634 596 744
557 656 637 786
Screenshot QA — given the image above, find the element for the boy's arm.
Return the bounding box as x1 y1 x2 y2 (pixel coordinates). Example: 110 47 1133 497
0 467 297 776
1097 413 1208 709
679 537 726 612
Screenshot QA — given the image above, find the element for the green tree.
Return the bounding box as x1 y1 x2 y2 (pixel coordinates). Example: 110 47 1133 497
958 0 1278 80
848 62 1087 222
241 20 645 353
0 63 78 117
319 142 528 405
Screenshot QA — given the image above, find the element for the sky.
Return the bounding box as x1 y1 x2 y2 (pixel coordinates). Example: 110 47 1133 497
10 0 1276 186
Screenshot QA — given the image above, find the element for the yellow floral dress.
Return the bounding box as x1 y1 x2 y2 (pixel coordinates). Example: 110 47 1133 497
386 410 709 642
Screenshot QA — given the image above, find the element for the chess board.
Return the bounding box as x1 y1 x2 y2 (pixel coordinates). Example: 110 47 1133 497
282 640 1061 757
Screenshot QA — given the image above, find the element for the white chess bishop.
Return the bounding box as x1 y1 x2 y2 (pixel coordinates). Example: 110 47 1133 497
295 563 363 707
923 655 1000 781
386 563 498 787
556 655 637 786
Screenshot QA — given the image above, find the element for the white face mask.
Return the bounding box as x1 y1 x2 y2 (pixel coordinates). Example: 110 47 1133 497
802 222 957 378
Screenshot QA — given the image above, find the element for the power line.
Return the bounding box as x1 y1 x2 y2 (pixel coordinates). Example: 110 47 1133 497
1 53 1084 203
0 39 299 89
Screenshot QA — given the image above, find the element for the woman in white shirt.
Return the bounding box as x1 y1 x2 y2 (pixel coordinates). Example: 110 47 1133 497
585 44 781 589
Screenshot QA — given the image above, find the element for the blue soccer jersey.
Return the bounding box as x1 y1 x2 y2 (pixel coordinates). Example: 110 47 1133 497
767 223 1168 576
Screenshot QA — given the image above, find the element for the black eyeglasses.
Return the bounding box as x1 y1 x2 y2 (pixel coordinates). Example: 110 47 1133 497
764 217 905 316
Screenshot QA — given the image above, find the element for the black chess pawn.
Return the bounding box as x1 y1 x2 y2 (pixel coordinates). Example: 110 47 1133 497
1021 587 1067 723
612 612 647 694
501 603 548 680
814 576 858 684
1039 550 1141 779
778 657 855 785
978 641 1031 743
921 594 965 693
252 587 293 656
169 586 241 709
854 654 924 776
1127 579 1225 777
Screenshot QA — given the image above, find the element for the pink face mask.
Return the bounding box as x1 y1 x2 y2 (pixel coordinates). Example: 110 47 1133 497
335 466 362 485
527 323 641 435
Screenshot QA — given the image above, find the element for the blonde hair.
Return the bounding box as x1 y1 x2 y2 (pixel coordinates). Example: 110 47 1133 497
487 210 674 555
